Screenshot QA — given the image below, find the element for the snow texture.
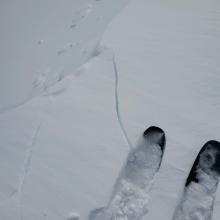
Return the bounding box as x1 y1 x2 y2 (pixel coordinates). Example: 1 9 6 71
0 0 220 219
173 141 220 220
89 128 165 220
67 212 80 220
0 0 128 111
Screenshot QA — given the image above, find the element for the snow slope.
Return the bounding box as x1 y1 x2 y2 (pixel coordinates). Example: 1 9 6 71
100 1 220 219
0 0 128 111
0 0 220 219
0 56 129 220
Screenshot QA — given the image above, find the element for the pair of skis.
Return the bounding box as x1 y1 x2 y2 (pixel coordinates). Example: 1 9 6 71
89 126 220 220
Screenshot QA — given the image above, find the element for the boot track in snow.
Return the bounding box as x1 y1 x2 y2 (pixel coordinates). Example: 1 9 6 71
89 126 166 220
173 140 220 220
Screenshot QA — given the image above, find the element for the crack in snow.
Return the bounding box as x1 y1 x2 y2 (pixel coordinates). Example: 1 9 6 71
112 55 133 150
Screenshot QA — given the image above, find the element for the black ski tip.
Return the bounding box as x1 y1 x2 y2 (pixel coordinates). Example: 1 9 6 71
186 140 220 187
206 140 220 174
143 126 166 152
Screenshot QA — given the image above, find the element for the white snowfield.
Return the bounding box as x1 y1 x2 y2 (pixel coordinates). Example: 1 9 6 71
0 0 220 220
0 0 128 111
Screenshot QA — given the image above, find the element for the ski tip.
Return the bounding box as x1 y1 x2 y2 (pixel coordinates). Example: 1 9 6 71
143 126 166 151
204 140 220 174
186 140 220 187
205 140 220 149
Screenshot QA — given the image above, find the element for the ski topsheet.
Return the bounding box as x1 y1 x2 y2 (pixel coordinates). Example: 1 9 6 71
173 140 220 220
89 126 166 220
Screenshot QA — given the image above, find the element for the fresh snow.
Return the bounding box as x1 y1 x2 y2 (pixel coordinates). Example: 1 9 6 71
89 127 165 220
173 141 220 220
0 0 128 111
0 0 220 220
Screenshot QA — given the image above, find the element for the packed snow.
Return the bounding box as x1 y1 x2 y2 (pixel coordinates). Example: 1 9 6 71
0 0 220 220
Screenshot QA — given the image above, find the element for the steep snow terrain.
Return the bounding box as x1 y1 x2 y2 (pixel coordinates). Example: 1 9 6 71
0 0 220 220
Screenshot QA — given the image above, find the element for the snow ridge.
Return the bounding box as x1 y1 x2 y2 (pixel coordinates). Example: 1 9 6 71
112 55 133 150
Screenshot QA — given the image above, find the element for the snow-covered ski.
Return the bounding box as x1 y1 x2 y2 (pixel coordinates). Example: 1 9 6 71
89 126 166 220
173 140 220 220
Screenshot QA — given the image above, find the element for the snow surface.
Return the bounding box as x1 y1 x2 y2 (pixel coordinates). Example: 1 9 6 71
0 0 128 111
173 142 220 220
0 0 220 220
89 130 164 220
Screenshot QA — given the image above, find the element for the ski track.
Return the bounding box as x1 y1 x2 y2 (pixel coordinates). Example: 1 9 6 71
18 123 42 220
0 121 42 218
18 123 42 194
88 53 159 220
0 190 18 206
112 55 133 150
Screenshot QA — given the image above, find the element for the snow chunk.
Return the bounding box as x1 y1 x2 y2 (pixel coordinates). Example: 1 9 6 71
67 212 80 220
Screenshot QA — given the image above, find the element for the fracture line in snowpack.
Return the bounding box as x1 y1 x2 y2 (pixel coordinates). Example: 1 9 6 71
112 55 133 150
